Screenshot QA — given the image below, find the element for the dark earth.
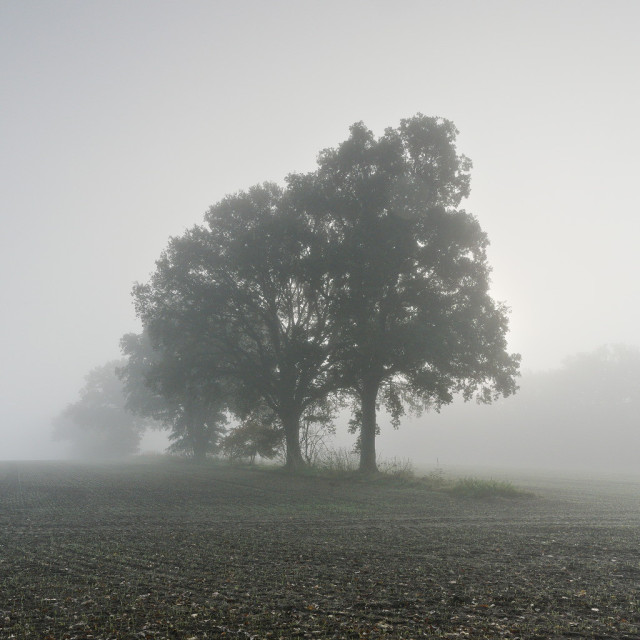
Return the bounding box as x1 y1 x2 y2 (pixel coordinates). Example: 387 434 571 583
0 460 638 639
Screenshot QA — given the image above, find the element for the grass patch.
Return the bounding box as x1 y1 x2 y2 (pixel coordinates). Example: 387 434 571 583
314 447 359 475
376 456 415 480
444 476 534 499
219 450 532 498
306 450 417 484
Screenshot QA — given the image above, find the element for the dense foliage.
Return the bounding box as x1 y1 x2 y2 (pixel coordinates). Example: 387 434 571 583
289 116 520 470
133 184 337 468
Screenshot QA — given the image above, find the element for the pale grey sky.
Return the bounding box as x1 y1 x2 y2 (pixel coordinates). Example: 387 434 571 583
2 1 639 461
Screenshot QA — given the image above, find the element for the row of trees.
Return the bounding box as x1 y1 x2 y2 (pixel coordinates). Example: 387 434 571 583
53 359 283 462
55 344 640 471
57 115 520 472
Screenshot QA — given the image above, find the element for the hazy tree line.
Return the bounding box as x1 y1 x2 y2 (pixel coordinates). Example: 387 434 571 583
405 344 640 473
55 115 521 472
54 343 640 471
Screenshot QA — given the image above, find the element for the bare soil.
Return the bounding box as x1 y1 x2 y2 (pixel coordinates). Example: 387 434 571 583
0 460 638 639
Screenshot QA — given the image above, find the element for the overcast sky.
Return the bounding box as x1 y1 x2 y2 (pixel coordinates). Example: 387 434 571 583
2 0 639 461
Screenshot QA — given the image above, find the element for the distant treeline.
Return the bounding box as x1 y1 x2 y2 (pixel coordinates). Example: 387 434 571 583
412 344 640 472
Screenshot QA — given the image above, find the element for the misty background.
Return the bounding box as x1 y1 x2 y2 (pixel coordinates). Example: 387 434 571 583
1 1 639 471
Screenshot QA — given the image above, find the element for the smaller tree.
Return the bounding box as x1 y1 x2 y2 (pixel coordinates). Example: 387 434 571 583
166 397 228 460
119 332 228 462
54 361 147 459
222 407 283 464
134 183 339 470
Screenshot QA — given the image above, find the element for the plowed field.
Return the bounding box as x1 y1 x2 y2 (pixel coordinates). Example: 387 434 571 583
0 461 638 639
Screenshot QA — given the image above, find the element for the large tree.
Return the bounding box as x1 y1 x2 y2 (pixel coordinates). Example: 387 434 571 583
133 184 337 469
289 115 520 472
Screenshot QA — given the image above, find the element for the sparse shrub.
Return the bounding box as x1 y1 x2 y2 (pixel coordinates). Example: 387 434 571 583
377 457 415 480
445 477 531 499
299 403 337 466
313 451 416 481
314 448 359 474
421 466 447 489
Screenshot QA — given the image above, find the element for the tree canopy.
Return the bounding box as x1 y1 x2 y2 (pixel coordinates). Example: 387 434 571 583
288 115 520 471
133 114 520 472
133 184 338 469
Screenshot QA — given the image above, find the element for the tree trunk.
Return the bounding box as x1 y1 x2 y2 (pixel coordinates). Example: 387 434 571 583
189 417 208 464
192 445 207 464
281 409 306 471
359 379 379 473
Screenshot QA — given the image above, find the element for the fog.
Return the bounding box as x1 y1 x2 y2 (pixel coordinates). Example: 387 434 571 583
2 1 639 472
375 345 640 475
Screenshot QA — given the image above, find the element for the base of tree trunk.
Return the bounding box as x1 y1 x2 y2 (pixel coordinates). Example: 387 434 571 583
282 414 306 472
358 462 379 475
283 457 307 473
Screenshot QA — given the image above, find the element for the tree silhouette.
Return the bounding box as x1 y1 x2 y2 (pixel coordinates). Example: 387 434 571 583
133 115 519 472
54 361 147 459
133 184 336 469
289 115 520 472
